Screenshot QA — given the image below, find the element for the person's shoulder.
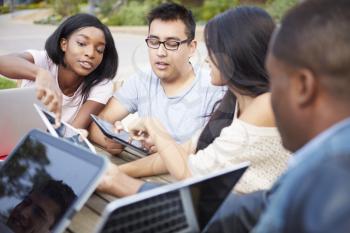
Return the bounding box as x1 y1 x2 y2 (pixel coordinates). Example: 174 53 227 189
124 67 155 84
195 66 211 82
26 49 54 68
239 93 275 127
195 66 222 89
92 79 114 91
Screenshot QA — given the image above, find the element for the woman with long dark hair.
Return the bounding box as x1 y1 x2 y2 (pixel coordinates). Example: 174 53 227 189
0 14 118 129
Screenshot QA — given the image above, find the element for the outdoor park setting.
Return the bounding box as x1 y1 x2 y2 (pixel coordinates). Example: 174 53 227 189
0 0 298 90
2 1 350 233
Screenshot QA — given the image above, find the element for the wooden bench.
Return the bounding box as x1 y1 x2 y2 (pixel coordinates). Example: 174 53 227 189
65 146 175 233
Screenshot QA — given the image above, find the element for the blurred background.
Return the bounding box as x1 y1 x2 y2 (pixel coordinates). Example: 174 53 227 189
0 0 298 25
0 0 298 89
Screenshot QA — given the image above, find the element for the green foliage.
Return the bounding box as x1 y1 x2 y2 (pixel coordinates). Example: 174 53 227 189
265 0 299 20
105 1 150 25
100 0 297 26
0 5 10 14
194 0 239 22
48 0 83 18
103 0 167 26
0 77 16 90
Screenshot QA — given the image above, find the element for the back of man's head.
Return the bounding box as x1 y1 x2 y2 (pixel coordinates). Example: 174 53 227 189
272 0 350 100
147 2 196 41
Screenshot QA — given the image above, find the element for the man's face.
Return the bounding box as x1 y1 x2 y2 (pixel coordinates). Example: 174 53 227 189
147 19 196 81
266 52 302 152
7 193 61 233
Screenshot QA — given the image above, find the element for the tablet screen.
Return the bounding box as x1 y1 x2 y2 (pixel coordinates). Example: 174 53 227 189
92 115 146 152
0 133 102 233
39 109 95 153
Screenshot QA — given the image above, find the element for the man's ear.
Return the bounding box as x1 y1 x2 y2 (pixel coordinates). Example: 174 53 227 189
188 40 197 58
292 68 318 107
60 38 68 52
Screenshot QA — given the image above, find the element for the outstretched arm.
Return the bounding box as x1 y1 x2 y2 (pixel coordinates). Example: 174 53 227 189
0 52 62 124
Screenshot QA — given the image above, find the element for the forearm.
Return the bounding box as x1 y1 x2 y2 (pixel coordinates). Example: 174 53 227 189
73 101 105 129
88 98 129 147
0 54 40 81
119 153 168 177
155 135 192 180
89 122 108 147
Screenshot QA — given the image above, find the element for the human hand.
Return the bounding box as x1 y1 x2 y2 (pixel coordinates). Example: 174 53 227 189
76 128 88 141
128 118 168 151
97 162 119 193
35 68 62 127
104 137 124 155
104 121 125 155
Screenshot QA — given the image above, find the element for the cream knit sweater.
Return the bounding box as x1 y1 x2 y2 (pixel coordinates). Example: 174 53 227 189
188 105 291 194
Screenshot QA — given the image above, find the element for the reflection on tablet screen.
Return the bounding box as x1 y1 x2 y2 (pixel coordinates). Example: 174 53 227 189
42 111 91 150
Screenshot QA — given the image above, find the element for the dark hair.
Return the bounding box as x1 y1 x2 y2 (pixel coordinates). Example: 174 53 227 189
33 179 76 227
147 2 196 41
196 6 275 151
272 0 350 100
45 13 118 103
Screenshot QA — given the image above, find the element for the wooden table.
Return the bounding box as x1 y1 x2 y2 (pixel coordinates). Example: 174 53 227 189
65 146 175 233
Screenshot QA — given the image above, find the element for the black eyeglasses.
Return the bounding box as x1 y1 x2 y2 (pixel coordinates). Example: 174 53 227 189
145 38 191 51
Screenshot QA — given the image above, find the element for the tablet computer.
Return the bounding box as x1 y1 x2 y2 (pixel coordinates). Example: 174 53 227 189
90 114 149 157
34 104 96 154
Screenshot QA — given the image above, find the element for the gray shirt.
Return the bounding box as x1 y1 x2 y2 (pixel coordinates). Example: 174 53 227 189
114 66 225 143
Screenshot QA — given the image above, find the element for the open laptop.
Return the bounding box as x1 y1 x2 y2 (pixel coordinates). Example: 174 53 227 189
95 162 249 233
0 87 46 158
0 129 108 233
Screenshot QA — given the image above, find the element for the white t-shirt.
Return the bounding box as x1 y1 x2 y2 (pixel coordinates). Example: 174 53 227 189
114 66 225 143
21 50 113 123
188 102 291 194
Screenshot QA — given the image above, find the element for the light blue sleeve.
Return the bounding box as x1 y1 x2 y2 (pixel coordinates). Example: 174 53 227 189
113 75 140 113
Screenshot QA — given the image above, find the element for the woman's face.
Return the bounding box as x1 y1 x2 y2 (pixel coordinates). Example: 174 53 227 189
60 26 106 77
205 54 226 86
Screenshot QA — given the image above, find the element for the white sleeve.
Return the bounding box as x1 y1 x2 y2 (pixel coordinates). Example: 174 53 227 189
21 50 50 88
26 49 51 70
87 80 114 104
188 120 250 176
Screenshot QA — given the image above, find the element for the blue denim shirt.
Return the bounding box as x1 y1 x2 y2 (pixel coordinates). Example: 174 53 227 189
253 117 350 232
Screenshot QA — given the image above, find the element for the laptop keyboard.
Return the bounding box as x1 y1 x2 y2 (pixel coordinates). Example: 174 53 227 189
101 190 189 233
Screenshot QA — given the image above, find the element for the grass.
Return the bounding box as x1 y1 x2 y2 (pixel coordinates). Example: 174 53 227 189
0 76 17 90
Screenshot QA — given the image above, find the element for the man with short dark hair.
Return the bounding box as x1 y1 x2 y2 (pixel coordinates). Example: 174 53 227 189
204 0 350 232
6 180 76 233
89 3 224 155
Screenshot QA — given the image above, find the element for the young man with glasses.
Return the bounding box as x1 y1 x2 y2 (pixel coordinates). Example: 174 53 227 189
89 3 224 155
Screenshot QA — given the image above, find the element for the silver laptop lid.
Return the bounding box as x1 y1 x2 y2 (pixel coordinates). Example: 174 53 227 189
96 162 249 233
0 129 108 233
0 87 45 156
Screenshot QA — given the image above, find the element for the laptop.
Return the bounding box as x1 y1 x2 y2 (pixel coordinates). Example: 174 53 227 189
95 162 249 233
0 87 46 158
0 129 108 233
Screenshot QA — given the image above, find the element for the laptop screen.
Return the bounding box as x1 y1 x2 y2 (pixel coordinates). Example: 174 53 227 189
189 167 244 230
0 131 105 233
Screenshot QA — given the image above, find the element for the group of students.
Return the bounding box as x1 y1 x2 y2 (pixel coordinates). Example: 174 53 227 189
1 0 350 231
0 2 291 195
